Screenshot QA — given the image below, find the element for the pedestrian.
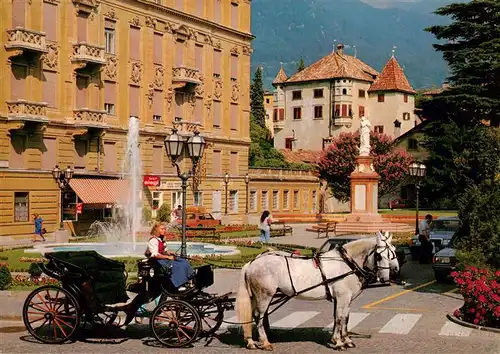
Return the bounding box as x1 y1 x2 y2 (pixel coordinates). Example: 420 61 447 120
418 214 433 264
174 205 182 220
32 213 46 242
259 210 272 243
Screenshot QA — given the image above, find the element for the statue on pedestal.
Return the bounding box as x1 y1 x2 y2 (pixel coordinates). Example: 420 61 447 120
359 115 371 156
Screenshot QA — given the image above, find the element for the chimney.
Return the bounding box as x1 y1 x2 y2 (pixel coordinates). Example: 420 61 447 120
336 43 344 55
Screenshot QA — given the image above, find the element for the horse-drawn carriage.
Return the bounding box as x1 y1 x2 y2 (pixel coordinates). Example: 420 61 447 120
22 250 234 347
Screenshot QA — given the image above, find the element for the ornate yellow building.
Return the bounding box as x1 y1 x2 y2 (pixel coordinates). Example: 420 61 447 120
0 0 320 239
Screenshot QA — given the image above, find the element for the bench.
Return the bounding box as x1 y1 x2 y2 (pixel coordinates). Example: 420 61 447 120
309 222 337 238
184 227 221 240
270 222 293 237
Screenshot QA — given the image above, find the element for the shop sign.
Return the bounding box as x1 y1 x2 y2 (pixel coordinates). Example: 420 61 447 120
160 180 182 190
76 203 83 214
143 175 160 187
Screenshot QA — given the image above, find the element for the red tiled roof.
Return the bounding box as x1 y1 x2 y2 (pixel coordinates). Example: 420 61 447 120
368 56 415 94
284 49 378 84
280 149 322 165
69 178 130 205
273 66 288 85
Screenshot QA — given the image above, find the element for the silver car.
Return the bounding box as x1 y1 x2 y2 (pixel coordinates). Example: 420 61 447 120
409 216 460 260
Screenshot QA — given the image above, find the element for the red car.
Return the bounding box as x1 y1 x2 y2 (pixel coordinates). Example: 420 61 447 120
174 207 221 228
388 198 408 209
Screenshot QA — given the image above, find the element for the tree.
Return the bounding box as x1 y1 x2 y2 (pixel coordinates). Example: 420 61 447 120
318 132 413 203
422 0 500 127
250 67 266 128
297 57 305 72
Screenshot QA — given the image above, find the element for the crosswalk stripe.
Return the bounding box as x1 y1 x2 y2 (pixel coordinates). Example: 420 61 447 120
378 314 422 334
324 312 371 331
439 321 472 337
271 311 320 329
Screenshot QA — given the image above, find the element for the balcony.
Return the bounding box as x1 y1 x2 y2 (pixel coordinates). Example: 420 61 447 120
273 120 285 131
4 27 48 58
6 100 49 122
73 108 108 127
172 66 201 89
333 116 353 127
71 43 106 71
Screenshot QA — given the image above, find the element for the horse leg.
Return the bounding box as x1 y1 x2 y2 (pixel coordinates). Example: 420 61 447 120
342 309 355 348
254 294 274 351
329 296 350 351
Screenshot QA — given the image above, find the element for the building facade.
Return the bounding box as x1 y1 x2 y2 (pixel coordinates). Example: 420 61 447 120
272 44 418 151
263 90 274 137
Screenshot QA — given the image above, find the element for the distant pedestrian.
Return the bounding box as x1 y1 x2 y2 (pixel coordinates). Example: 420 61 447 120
418 214 433 264
32 213 46 242
174 205 182 220
259 210 272 243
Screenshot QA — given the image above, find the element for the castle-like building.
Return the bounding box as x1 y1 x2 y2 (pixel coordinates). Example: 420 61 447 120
272 44 418 151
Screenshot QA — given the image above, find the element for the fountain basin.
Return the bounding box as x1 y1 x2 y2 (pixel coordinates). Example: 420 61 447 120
25 242 240 258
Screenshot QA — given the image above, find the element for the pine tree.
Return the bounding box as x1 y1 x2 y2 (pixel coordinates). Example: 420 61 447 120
250 67 266 128
297 57 305 72
422 0 500 127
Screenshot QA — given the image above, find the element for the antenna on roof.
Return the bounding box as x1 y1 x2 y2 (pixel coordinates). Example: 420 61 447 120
353 45 357 58
392 45 397 58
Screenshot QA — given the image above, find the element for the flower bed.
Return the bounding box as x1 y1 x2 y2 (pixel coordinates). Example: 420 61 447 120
451 266 500 328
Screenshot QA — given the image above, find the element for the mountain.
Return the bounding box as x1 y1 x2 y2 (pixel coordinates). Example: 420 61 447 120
250 0 452 90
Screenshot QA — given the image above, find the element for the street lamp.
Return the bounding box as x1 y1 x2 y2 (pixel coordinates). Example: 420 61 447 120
164 129 205 257
408 162 427 235
52 165 74 230
223 172 230 215
244 173 250 214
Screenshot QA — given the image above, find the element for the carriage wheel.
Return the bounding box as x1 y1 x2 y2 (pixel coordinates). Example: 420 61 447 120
197 301 224 336
22 285 80 344
150 299 201 348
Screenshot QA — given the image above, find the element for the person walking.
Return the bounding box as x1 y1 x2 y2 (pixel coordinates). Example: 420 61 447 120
418 214 433 264
259 210 272 243
32 213 46 242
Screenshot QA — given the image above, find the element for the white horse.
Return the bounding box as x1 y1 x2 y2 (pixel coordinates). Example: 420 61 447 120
235 231 399 351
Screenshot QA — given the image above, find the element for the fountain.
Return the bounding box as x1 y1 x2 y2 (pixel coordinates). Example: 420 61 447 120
27 116 239 258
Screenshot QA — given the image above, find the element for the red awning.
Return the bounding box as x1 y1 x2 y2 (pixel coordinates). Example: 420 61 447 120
69 178 130 205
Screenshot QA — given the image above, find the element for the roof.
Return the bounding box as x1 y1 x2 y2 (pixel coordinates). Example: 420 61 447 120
283 48 379 84
69 178 130 205
394 119 432 143
279 149 322 165
368 56 415 94
273 66 288 85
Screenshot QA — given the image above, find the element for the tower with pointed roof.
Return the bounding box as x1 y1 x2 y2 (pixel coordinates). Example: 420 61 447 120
271 65 288 136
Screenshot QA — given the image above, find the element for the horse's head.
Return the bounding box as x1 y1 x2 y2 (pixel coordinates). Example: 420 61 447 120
374 231 399 282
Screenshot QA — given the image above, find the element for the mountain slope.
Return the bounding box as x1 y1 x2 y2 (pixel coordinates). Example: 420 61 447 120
251 0 450 90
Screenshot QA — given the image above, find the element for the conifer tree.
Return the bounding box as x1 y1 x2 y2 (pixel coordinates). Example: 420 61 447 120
297 57 305 72
250 67 266 128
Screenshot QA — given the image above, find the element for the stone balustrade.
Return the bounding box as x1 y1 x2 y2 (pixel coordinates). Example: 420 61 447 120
333 116 353 126
172 66 201 85
73 108 106 123
5 27 48 54
71 43 106 66
249 167 318 181
6 100 48 118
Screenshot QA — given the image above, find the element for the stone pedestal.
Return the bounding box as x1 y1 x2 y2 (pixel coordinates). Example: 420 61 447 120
346 155 383 223
54 229 70 243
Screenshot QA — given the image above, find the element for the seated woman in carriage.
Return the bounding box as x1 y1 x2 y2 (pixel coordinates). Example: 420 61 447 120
145 222 195 291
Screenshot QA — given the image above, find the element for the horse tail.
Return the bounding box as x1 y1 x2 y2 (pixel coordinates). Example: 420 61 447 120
235 262 253 341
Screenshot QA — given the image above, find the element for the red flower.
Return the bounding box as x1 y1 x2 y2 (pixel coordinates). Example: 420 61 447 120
473 318 479 324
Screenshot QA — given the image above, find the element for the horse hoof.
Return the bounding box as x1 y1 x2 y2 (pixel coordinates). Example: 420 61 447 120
346 342 356 348
246 343 258 350
261 344 274 351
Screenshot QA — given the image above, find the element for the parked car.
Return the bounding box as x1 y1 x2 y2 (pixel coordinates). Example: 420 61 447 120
174 207 221 228
432 245 458 282
388 198 409 209
409 216 460 260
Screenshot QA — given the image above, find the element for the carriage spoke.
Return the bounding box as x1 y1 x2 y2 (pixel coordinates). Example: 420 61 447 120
34 319 49 333
45 289 54 312
55 316 75 330
177 327 191 340
36 293 50 312
28 315 46 324
29 302 49 313
53 318 68 337
52 319 58 339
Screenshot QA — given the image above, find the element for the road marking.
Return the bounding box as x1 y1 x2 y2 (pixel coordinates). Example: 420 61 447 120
324 312 371 331
439 321 472 337
271 311 319 328
362 280 436 309
368 306 430 312
378 314 422 335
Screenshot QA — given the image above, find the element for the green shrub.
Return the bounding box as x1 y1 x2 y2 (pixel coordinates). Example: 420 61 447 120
156 203 171 222
0 266 12 290
142 206 152 225
28 262 42 278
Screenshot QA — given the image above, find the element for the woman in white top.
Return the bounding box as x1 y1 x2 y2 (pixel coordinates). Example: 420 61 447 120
259 210 272 243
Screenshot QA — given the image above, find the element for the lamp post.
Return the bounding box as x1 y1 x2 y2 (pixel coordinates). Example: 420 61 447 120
223 172 230 215
244 173 250 214
408 162 427 235
164 129 205 257
51 165 74 230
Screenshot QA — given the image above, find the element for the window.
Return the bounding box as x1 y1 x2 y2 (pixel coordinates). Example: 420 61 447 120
214 0 221 23
358 105 365 118
272 191 279 210
41 138 56 170
342 88 347 95
12 0 26 28
104 103 115 115
293 190 299 209
313 89 324 98
292 90 302 100
266 98 270 104
231 54 238 80
11 63 27 100
314 106 323 119
231 1 239 28
378 93 385 102
273 109 278 122
394 119 402 137
341 104 347 117
42 71 57 108
230 103 238 131
195 0 204 16
408 138 419 150
195 44 203 73
283 190 289 209
175 40 184 66
403 112 411 121
312 190 317 213
285 138 293 150
194 191 203 206
152 115 162 122
230 151 238 176
152 191 162 211
43 1 57 41
213 49 221 76
10 135 25 169
334 104 340 117
152 145 162 173
171 191 182 209
129 85 140 117
261 191 268 210
74 139 86 169
404 94 408 103
358 89 366 98
153 32 163 64
105 27 115 54
174 92 183 120
229 190 238 213
77 12 88 42
212 150 221 175
293 107 302 120
213 100 221 128
374 125 384 133
279 108 285 120
14 192 29 222
249 191 257 211
129 26 140 60
153 90 162 122
103 142 116 172
76 75 88 108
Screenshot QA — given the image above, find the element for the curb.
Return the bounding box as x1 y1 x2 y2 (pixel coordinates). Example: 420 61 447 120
0 315 22 322
446 314 500 334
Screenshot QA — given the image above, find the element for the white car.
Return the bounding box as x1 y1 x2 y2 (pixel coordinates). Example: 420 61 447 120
409 216 460 260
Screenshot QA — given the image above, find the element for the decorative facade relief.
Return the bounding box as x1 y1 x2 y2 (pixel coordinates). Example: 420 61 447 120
173 25 192 42
205 94 212 115
146 84 154 107
187 93 196 108
231 81 240 102
42 43 59 70
242 45 252 56
103 8 117 19
213 76 223 100
165 87 174 111
164 22 173 34
230 46 240 55
153 65 164 89
130 61 142 84
104 55 117 80
129 16 141 27
145 16 157 29
194 76 204 97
